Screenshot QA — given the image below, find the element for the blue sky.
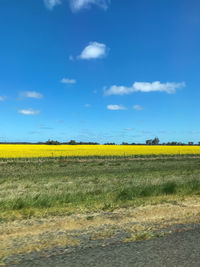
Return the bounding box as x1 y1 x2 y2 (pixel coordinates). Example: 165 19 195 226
0 0 200 143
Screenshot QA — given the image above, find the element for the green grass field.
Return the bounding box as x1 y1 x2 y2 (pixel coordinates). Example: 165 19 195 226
1 156 200 221
1 156 200 264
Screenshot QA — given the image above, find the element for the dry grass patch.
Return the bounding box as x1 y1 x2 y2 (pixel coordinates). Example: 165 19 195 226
1 196 200 263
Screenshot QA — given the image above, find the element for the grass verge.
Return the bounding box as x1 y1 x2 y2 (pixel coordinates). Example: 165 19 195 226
0 156 200 220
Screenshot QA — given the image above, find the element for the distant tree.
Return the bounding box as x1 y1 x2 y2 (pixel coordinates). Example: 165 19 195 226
79 142 99 145
152 137 160 145
88 142 99 145
146 139 153 145
121 142 129 145
104 142 116 145
198 142 200 146
188 142 194 145
169 142 178 145
45 140 60 145
68 140 77 145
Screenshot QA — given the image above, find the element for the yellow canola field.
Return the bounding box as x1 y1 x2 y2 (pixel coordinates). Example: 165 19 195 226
0 145 200 158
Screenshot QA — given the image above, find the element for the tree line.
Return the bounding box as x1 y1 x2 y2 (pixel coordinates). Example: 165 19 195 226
1 138 199 145
42 138 200 146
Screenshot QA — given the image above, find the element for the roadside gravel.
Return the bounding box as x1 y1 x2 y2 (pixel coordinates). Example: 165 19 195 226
7 224 200 267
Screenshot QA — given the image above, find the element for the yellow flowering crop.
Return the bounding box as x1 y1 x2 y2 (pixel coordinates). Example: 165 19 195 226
0 144 200 158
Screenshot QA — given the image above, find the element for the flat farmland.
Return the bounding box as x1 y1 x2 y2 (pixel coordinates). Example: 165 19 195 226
0 144 200 158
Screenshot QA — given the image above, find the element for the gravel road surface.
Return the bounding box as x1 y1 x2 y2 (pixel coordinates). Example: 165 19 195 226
11 226 200 267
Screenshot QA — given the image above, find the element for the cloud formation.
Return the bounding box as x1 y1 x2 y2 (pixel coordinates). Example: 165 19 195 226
21 91 43 99
43 0 61 10
133 105 143 111
107 104 126 110
79 42 108 60
0 96 6 101
105 81 186 96
61 78 76 84
18 109 40 115
69 0 110 12
69 55 74 61
85 104 91 107
38 124 53 130
44 0 110 11
124 128 134 131
56 120 64 123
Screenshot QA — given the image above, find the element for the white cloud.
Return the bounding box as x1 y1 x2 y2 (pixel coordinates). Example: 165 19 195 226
69 55 74 61
18 109 40 115
79 42 108 60
69 0 110 12
133 105 143 111
38 124 53 130
105 81 186 96
0 96 6 101
44 0 110 12
85 104 91 107
21 91 43 99
107 105 126 110
61 78 76 84
124 128 134 131
44 0 61 10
